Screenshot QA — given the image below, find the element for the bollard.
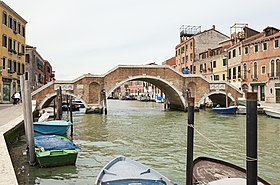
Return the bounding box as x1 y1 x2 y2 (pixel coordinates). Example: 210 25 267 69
246 92 258 185
187 97 194 185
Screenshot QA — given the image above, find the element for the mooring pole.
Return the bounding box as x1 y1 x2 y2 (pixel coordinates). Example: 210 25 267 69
187 97 194 185
69 96 73 139
20 75 28 142
59 86 62 118
246 92 258 185
24 80 36 165
53 98 56 120
56 88 61 120
103 90 107 115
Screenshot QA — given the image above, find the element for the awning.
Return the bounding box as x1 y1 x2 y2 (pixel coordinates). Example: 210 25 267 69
250 82 266 87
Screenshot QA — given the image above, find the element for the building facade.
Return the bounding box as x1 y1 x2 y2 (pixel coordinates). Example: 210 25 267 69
44 60 54 84
25 45 46 91
0 1 27 103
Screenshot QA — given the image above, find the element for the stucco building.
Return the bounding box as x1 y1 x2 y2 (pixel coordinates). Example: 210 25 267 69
0 1 27 103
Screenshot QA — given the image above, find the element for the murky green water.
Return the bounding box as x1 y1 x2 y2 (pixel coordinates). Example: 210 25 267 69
17 100 280 184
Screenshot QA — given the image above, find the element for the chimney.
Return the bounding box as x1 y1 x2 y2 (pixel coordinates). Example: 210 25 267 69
212 25 215 30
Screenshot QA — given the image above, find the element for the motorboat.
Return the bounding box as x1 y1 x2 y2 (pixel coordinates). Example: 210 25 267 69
263 108 280 119
95 156 173 185
33 120 72 136
236 105 246 114
212 106 238 114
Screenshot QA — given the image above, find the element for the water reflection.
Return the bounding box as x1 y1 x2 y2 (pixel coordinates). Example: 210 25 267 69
23 100 280 184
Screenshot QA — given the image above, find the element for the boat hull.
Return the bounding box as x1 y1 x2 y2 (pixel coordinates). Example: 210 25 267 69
36 149 78 167
95 156 173 185
264 108 280 119
33 121 72 136
212 106 238 114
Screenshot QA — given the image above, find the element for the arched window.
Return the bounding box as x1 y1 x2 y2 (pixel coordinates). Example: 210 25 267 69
243 63 247 79
253 62 257 79
271 60 275 77
276 59 280 77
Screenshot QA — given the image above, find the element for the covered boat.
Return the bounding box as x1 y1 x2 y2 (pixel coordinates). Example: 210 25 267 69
95 156 173 185
33 120 72 136
212 106 238 114
34 135 80 167
193 157 270 185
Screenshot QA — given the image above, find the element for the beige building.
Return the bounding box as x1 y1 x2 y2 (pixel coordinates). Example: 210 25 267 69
0 1 27 103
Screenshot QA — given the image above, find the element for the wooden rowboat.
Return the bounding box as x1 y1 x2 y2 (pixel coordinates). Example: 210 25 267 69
192 157 270 185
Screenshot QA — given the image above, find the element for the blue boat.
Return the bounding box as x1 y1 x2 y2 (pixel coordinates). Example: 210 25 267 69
33 120 72 136
212 106 238 114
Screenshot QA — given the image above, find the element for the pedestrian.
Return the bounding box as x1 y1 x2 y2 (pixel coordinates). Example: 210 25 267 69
11 92 16 105
14 92 21 104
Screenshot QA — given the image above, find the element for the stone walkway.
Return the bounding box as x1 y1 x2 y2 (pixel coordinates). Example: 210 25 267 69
0 104 23 185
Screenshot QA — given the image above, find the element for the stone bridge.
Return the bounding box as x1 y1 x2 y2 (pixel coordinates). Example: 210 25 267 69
31 65 243 112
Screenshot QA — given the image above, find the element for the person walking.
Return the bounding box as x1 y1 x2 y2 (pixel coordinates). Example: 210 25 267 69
14 92 21 104
11 92 17 105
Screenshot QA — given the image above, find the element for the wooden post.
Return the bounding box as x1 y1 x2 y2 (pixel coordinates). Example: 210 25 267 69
187 97 195 185
59 86 62 118
69 96 73 139
56 88 61 120
24 80 36 165
53 98 56 120
246 92 258 185
20 75 28 142
103 90 107 115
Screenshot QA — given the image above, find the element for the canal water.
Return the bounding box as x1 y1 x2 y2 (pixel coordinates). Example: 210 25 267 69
13 100 280 184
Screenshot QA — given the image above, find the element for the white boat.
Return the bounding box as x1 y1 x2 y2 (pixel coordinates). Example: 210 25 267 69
236 105 246 114
95 156 173 185
264 108 280 119
39 107 55 117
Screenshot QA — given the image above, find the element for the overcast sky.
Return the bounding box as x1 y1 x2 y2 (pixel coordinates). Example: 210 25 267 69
4 0 280 80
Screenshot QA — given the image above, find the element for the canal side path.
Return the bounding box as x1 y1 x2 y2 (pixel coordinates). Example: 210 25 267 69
0 104 23 185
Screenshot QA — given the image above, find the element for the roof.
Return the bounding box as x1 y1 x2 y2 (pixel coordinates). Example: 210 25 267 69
242 31 280 46
0 1 28 24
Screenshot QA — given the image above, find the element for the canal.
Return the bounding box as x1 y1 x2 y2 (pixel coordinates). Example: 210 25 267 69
11 100 280 184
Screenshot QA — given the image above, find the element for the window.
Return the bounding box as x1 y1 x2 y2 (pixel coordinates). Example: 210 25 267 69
228 69 231 80
275 40 279 48
182 57 185 64
271 60 275 77
22 26 25 37
253 62 257 79
222 74 225 81
22 63 25 74
2 57 6 69
276 59 280 77
8 59 12 72
186 55 188 62
245 47 249 54
238 47 241 55
214 75 219 81
213 61 216 68
233 49 236 58
263 43 268 51
17 22 21 34
2 12 7 25
17 62 20 73
181 46 184 53
261 66 266 74
190 42 193 49
186 44 188 50
190 53 193 61
18 42 20 53
21 45 25 54
2 35 7 47
222 59 227 66
238 66 241 78
13 19 17 31
233 67 236 79
200 64 203 71
13 61 17 72
8 38 12 51
243 64 247 80
254 44 259 52
8 16 12 29
26 54 30 63
47 66 51 73
13 40 16 51
228 51 231 59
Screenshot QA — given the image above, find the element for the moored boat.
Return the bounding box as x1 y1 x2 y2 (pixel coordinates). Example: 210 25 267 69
34 135 80 167
95 156 173 185
33 120 72 136
264 108 280 119
236 105 246 114
193 157 270 185
212 106 238 114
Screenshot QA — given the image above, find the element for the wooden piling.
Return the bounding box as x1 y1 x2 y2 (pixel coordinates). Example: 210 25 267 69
69 96 73 139
20 76 28 142
187 97 195 185
24 80 36 165
246 92 258 185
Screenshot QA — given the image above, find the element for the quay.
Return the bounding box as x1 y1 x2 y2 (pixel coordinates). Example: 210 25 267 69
0 104 23 185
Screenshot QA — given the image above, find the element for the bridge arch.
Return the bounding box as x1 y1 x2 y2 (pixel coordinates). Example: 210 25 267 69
107 75 186 110
198 91 235 107
38 92 88 110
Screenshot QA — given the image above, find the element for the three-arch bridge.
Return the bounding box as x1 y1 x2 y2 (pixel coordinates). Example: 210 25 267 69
31 65 243 113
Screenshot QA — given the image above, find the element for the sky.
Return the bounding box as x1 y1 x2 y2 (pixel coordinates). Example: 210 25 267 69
4 0 280 80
